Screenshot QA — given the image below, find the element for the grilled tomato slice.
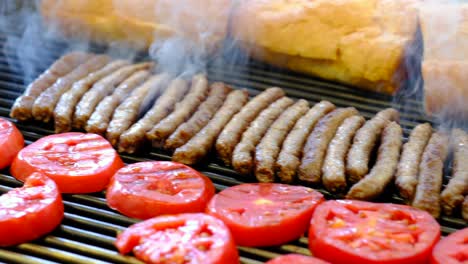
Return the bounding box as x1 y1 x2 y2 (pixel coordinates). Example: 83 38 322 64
0 118 24 169
431 227 468 264
309 200 441 264
266 254 331 264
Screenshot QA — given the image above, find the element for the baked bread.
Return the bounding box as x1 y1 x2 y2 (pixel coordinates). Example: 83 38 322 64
420 4 468 117
40 0 231 52
230 0 421 94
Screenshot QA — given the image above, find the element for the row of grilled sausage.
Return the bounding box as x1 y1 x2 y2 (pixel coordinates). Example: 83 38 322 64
10 52 468 221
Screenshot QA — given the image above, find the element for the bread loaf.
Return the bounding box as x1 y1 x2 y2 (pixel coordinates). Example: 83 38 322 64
230 0 421 94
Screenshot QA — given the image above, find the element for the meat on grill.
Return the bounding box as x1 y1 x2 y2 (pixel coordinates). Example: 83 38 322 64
10 51 91 121
275 100 336 183
298 107 359 184
255 99 309 183
172 88 249 165
463 195 468 221
216 87 285 166
322 115 365 192
146 74 209 145
73 62 154 129
412 132 449 218
346 122 403 200
118 78 190 153
395 123 433 201
32 54 110 122
164 82 231 151
232 97 294 176
106 73 171 147
54 60 130 133
346 108 400 184
85 70 151 135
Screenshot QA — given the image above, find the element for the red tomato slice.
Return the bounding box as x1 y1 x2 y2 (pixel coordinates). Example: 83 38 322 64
431 227 468 264
0 172 63 246
106 161 215 219
11 132 124 193
115 213 239 264
309 200 441 264
206 183 324 247
0 118 24 169
266 254 331 264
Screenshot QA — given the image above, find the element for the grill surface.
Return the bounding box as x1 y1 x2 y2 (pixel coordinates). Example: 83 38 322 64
0 31 466 264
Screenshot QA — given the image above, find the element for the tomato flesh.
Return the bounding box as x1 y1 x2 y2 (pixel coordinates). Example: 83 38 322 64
116 213 239 264
431 227 468 264
266 254 331 264
106 161 215 219
0 118 24 169
309 200 441 264
0 172 63 246
11 132 124 193
206 183 324 246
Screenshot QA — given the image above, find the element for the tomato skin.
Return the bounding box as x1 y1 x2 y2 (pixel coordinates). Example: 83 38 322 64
266 254 331 264
0 118 24 169
309 200 441 264
206 183 324 247
106 161 215 219
116 213 239 264
11 132 124 193
431 227 468 264
0 172 63 246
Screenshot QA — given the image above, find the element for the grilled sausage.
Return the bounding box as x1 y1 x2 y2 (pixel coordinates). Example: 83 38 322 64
395 123 433 201
276 100 336 183
118 78 190 153
85 70 151 135
346 108 400 184
73 62 154 129
106 73 171 147
164 83 231 150
412 132 449 218
346 122 403 200
10 52 91 121
322 115 365 192
441 129 468 215
216 87 285 166
298 107 359 184
54 60 130 133
172 88 249 165
232 97 294 176
463 195 468 221
32 54 110 122
146 74 209 144
255 99 309 183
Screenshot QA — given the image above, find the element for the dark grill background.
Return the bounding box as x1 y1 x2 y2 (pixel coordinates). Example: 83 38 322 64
0 31 466 264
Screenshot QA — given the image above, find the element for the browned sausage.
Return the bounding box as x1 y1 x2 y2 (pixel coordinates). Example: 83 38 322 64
172 88 249 165
346 122 403 200
322 115 365 192
412 132 449 218
346 108 400 184
232 97 294 176
216 87 285 166
395 123 433 201
10 52 91 121
255 99 309 182
463 195 468 221
441 129 468 215
276 100 336 183
298 107 359 184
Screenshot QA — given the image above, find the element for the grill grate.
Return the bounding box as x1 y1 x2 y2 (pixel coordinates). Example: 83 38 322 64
0 32 466 264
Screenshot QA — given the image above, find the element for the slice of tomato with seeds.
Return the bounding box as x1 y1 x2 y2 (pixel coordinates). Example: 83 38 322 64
431 227 468 264
309 200 441 264
0 118 24 170
266 254 331 264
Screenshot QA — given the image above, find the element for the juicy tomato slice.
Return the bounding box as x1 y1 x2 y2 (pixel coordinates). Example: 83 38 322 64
0 172 64 246
266 254 331 264
0 118 24 169
309 200 441 264
206 183 324 247
11 132 124 193
115 213 239 264
106 161 215 219
431 227 468 264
